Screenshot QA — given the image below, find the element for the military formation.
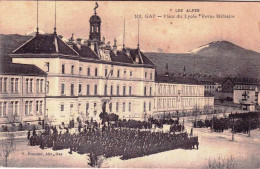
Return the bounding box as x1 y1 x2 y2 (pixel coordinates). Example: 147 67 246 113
28 123 199 167
194 111 260 133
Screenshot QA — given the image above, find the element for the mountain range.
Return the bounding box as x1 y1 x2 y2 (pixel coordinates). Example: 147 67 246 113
146 41 260 79
1 34 259 79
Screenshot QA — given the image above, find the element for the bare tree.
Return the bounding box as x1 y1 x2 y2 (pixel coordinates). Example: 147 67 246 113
0 113 17 167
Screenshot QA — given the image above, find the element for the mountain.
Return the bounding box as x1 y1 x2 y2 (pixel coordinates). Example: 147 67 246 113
0 34 32 62
0 34 259 79
146 41 260 79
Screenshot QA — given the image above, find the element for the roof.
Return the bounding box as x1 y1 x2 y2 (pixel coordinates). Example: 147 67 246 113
204 91 215 97
0 62 46 76
13 34 79 56
74 45 99 59
128 48 154 65
200 80 216 85
68 43 155 67
90 15 101 22
110 50 133 64
155 75 202 85
223 77 258 86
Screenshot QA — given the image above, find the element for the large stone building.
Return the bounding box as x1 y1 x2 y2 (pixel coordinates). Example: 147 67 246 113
1 4 214 125
154 75 214 117
0 63 46 125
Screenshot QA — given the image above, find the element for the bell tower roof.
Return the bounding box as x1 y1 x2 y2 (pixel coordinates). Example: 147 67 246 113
90 15 101 22
89 2 101 42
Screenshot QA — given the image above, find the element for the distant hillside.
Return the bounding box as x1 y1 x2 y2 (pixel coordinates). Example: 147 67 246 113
1 34 259 79
0 34 32 62
146 41 260 79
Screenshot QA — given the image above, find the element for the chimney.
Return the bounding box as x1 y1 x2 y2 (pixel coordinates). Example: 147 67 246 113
113 38 117 55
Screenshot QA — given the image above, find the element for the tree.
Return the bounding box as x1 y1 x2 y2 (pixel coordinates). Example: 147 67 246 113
108 113 119 122
0 112 17 167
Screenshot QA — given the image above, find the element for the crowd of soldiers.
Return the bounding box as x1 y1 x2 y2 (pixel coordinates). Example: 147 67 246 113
28 124 199 167
193 111 260 133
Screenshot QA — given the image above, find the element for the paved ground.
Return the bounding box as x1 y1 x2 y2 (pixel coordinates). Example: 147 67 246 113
0 113 259 168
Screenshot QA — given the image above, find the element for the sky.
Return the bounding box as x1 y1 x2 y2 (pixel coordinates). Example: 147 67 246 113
0 1 259 53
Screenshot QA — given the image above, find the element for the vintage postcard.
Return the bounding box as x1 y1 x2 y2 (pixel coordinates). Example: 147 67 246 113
0 0 259 168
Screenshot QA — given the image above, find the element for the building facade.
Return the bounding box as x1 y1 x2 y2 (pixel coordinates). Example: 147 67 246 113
0 63 46 125
153 75 214 117
233 86 259 111
1 4 214 125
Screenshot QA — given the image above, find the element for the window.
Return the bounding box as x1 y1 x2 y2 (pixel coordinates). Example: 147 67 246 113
71 65 74 74
30 79 33 93
11 78 14 93
39 101 43 114
78 84 82 94
123 102 125 112
79 67 82 75
86 103 89 114
87 67 91 76
3 102 7 117
109 103 112 112
144 87 147 96
145 72 147 78
105 69 108 77
123 86 126 96
149 102 151 111
116 102 119 112
104 85 107 95
46 81 49 93
110 85 113 95
60 83 65 95
0 78 2 93
25 101 28 115
124 70 127 76
94 85 98 95
117 85 120 95
128 102 131 112
3 78 7 93
87 84 90 95
45 62 50 72
150 73 152 80
117 70 120 78
0 102 2 117
10 101 14 115
40 79 43 93
36 101 39 112
29 101 33 115
62 64 65 74
61 104 64 111
129 86 132 95
71 84 74 95
36 79 40 93
150 87 152 96
130 71 132 77
94 103 97 116
143 102 146 112
95 68 98 76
